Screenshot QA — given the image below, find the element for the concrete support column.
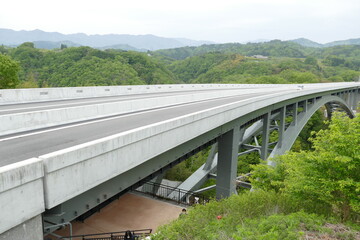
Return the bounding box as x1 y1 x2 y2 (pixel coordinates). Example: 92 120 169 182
303 99 308 113
216 126 242 199
260 113 270 160
291 102 298 126
277 107 286 148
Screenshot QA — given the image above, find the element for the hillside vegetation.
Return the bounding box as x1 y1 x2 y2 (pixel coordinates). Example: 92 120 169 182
1 40 359 88
153 41 360 84
0 42 178 87
154 113 360 240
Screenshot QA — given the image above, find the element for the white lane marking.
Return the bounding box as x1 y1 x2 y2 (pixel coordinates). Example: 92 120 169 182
0 90 294 142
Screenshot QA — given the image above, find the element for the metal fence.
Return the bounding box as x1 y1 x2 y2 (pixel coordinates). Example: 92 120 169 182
135 182 208 205
58 229 152 240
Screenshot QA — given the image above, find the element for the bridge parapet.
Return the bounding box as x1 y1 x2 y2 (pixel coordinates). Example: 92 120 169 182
0 84 288 105
0 158 44 235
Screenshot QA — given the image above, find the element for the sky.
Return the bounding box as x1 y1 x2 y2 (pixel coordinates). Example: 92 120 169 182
1 0 359 43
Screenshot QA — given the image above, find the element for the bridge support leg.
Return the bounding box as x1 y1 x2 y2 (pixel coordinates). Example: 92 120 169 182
277 107 286 149
149 172 165 195
216 126 242 199
351 90 358 111
260 113 270 160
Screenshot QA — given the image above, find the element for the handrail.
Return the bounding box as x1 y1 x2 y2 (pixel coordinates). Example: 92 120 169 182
135 182 209 205
58 228 152 240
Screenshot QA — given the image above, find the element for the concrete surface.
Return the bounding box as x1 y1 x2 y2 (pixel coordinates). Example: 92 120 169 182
0 84 265 104
0 215 43 240
0 158 44 234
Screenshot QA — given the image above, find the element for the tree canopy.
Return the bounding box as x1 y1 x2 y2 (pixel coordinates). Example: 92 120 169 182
0 54 20 89
252 112 360 221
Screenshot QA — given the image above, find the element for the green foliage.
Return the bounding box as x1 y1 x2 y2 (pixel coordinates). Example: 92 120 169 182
153 190 359 239
295 109 327 150
154 191 296 240
154 40 307 60
0 54 20 89
324 55 346 66
304 56 318 65
168 52 232 82
252 113 360 221
165 149 209 181
5 40 360 87
233 212 326 240
279 69 319 83
7 46 178 87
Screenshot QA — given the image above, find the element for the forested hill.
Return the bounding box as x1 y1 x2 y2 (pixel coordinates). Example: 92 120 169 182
153 40 308 60
152 39 360 61
0 40 359 88
153 41 360 84
0 42 179 87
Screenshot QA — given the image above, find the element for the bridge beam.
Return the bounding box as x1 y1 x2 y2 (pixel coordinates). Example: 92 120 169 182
216 126 243 199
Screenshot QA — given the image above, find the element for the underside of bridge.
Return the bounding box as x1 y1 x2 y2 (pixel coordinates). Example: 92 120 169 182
42 88 359 237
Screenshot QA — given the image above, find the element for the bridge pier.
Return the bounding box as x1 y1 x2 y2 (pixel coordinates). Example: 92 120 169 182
216 126 243 199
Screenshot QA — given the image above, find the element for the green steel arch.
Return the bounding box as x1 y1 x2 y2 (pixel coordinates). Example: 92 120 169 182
268 95 355 162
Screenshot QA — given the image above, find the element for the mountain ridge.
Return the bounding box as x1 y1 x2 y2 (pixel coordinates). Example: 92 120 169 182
0 28 213 51
290 37 360 47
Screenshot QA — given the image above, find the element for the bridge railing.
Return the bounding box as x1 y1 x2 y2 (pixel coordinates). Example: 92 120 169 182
135 182 209 205
58 228 152 240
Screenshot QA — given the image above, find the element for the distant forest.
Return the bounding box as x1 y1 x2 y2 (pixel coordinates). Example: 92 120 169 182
0 39 359 89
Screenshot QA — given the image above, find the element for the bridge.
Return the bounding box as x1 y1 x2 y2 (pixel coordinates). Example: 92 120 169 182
0 83 359 239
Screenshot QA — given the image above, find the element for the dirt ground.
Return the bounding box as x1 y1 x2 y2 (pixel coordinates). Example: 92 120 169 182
48 192 183 238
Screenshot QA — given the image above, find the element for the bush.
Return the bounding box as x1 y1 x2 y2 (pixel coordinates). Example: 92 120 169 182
252 113 360 221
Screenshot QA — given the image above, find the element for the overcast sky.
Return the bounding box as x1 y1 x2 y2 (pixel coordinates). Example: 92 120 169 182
1 0 359 43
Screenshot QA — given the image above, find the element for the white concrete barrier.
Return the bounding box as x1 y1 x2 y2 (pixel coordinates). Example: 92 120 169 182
1 83 356 105
0 158 44 234
0 84 269 105
0 87 289 136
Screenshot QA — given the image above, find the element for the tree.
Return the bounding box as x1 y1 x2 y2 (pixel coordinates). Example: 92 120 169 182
0 54 20 89
252 113 360 221
304 56 318 66
60 44 68 50
324 55 345 66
